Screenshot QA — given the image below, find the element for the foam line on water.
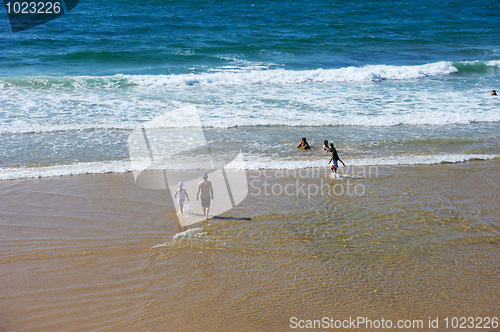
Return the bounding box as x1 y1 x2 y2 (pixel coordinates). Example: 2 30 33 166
0 154 496 180
124 61 459 86
4 60 496 90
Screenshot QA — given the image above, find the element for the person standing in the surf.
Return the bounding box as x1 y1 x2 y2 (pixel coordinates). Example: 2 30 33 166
328 143 345 175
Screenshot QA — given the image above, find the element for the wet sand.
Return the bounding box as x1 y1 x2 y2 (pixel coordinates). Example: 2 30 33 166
1 160 499 331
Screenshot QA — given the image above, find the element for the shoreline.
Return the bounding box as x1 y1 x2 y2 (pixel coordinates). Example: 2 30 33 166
0 154 497 182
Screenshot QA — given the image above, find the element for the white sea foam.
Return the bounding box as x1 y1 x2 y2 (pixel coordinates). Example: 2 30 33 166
1 60 498 135
1 60 495 91
151 227 209 248
124 61 458 87
0 160 133 180
0 61 462 92
348 154 499 167
1 154 496 180
173 227 208 240
1 88 498 134
0 122 141 134
485 60 500 68
238 154 498 170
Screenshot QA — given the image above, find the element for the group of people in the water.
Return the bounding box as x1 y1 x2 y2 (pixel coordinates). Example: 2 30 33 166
297 137 345 175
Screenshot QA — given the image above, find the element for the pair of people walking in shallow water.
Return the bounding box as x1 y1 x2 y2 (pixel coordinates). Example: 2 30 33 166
298 137 345 175
174 172 213 220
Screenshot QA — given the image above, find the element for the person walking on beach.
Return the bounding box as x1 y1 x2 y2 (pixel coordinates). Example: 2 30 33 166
328 143 345 175
174 181 189 216
196 172 213 220
297 137 314 150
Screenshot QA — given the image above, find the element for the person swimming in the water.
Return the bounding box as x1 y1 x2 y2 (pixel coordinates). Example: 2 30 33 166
491 90 497 96
297 137 314 150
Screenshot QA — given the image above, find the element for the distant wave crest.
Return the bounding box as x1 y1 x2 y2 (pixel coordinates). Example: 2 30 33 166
3 60 498 89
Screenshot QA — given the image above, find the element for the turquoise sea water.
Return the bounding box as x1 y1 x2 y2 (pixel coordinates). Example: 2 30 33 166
0 0 499 178
1 0 499 75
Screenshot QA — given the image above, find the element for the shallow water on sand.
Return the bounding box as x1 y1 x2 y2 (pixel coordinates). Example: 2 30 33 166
1 160 499 331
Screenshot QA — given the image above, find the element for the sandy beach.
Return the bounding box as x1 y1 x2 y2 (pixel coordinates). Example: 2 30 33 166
1 159 498 331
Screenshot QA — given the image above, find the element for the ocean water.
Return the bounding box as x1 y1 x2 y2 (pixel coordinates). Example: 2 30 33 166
1 0 499 179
